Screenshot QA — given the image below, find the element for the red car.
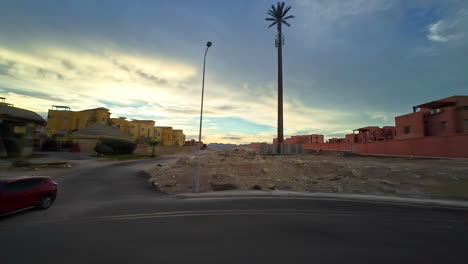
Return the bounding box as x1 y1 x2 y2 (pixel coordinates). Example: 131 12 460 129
0 176 58 216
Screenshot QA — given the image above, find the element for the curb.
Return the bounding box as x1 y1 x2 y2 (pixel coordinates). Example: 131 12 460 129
175 190 468 209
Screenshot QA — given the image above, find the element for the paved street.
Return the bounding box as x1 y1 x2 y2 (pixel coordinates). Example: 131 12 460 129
1 156 468 263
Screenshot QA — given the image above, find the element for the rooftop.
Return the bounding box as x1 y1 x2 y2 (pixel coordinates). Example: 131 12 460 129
72 123 131 140
413 95 468 111
130 119 155 123
0 104 46 124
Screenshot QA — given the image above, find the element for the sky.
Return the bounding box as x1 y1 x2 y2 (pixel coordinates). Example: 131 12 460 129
1 0 467 143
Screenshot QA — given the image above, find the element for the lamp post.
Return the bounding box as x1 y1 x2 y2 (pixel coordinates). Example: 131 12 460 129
195 41 212 192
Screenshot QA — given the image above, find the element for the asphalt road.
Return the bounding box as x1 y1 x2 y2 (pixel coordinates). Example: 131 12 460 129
1 157 468 263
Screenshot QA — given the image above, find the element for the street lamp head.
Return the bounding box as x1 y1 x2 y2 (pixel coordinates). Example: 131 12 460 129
206 41 212 47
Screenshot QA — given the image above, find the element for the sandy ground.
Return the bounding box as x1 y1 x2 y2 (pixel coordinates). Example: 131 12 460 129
147 148 468 200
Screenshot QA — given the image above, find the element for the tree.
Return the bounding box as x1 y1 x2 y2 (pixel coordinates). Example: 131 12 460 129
147 140 160 157
266 2 294 154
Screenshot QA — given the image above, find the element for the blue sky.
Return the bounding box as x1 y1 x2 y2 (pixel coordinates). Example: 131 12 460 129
1 0 467 143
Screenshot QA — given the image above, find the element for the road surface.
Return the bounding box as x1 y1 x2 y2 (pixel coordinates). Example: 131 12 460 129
1 156 468 263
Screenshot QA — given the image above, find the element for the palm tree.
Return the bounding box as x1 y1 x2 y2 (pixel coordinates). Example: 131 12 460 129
147 140 160 157
266 2 294 154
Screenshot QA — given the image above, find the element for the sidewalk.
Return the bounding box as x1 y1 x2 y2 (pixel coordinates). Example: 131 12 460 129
176 190 468 209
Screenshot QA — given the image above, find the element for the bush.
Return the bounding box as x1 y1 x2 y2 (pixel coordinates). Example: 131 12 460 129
94 139 136 155
94 143 114 155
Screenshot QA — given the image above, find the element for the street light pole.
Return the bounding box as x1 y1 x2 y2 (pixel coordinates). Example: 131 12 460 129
195 41 212 193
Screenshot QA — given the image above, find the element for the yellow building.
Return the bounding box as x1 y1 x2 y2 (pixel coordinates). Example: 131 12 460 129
155 126 173 146
129 120 155 142
111 117 130 135
172 129 185 146
46 106 111 140
153 127 163 143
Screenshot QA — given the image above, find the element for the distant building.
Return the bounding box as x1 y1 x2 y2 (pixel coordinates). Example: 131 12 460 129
395 96 468 139
128 120 155 142
155 126 173 146
46 105 111 141
269 95 468 158
184 139 201 146
111 117 130 135
0 97 46 157
351 126 396 143
172 129 185 146
280 134 324 144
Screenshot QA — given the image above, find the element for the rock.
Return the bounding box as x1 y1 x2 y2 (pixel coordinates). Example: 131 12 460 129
275 178 283 182
251 184 262 190
379 179 399 186
157 164 162 167
332 185 343 192
266 183 276 190
262 168 269 174
209 174 239 191
351 169 363 178
330 176 342 181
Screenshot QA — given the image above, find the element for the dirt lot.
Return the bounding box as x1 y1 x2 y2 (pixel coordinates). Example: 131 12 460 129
147 148 468 200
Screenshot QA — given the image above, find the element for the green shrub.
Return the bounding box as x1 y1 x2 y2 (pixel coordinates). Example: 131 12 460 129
94 139 136 155
94 143 114 155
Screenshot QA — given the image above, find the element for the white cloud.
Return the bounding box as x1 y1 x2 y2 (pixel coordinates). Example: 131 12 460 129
0 43 394 144
427 9 468 43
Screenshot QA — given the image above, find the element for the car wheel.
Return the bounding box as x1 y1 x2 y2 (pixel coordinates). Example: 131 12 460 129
37 196 54 210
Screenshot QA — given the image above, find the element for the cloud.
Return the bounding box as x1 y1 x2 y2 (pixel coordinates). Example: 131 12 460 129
220 136 242 140
427 9 468 42
0 41 394 143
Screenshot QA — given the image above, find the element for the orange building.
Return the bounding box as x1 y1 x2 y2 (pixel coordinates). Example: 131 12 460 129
395 96 468 139
269 96 468 158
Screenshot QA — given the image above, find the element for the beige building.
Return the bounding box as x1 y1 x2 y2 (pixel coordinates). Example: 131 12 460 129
111 117 130 135
172 129 185 146
155 126 173 146
46 106 111 140
129 120 155 142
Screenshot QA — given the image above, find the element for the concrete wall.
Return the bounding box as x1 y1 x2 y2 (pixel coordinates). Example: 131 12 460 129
73 138 99 154
352 134 468 158
304 142 352 151
134 144 196 155
302 134 468 158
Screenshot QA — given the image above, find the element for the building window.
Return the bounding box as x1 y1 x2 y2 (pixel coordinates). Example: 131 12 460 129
404 126 412 134
440 121 448 130
102 117 106 122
